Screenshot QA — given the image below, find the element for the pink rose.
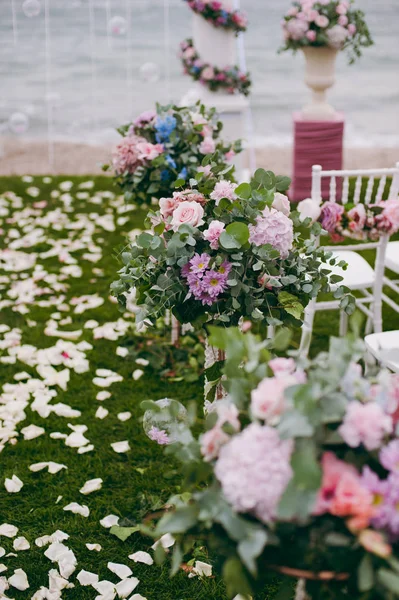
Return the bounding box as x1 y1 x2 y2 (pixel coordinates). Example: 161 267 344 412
201 66 215 81
203 220 225 250
250 376 293 424
347 203 366 233
315 14 329 28
215 402 241 432
199 137 216 155
338 15 348 26
224 149 236 162
170 201 205 231
306 30 317 41
183 47 196 60
377 199 399 235
159 196 179 219
112 135 145 174
336 3 348 15
201 426 229 462
136 142 164 161
197 164 212 177
339 401 393 451
347 23 357 36
286 7 299 17
269 357 296 376
272 192 291 216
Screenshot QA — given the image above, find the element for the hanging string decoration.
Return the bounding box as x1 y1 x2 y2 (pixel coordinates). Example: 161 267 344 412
180 38 251 95
183 0 247 34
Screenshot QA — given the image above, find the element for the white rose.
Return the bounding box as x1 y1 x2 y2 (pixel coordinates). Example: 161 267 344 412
327 24 349 49
272 193 291 216
171 201 205 232
297 197 322 223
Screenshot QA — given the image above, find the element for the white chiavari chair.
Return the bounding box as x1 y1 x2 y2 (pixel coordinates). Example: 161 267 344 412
300 162 399 356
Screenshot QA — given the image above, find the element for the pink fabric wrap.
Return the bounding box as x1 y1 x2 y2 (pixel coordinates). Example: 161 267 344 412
291 112 344 202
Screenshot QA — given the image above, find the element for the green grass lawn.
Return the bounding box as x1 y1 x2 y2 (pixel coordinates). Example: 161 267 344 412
0 175 397 600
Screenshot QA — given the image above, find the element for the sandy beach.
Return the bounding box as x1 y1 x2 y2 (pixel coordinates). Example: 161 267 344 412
0 137 398 177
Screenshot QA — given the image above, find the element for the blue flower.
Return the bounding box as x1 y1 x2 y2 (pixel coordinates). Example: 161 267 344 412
161 169 172 182
155 115 177 143
165 155 177 169
178 167 188 179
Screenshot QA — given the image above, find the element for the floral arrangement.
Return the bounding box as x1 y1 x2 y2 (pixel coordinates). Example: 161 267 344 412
111 168 355 331
109 103 241 207
298 197 399 242
141 327 399 599
280 0 373 64
183 0 248 34
180 39 251 96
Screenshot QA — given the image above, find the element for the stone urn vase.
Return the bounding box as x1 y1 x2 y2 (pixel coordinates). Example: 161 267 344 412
301 47 338 120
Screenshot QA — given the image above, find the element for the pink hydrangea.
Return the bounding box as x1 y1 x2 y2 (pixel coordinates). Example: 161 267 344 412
327 24 349 48
199 137 216 154
112 135 145 174
339 401 393 451
133 110 156 127
249 207 294 258
203 220 225 249
215 423 293 523
285 18 309 40
210 180 237 205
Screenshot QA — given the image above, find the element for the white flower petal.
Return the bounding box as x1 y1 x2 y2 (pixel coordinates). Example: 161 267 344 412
21 424 45 440
151 533 175 550
4 475 24 493
128 551 153 566
77 569 99 586
79 478 103 495
107 562 132 580
95 407 109 419
96 391 111 401
132 369 144 381
9 568 29 590
117 412 131 422
115 577 139 598
100 515 119 528
116 346 129 358
86 543 102 552
110 441 130 454
77 444 94 454
63 502 90 517
13 536 30 551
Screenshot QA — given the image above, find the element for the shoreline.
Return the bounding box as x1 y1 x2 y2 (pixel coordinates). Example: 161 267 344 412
0 137 398 177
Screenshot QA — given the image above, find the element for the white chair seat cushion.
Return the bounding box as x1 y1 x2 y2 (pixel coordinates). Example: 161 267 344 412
323 250 375 291
385 241 399 274
365 330 399 373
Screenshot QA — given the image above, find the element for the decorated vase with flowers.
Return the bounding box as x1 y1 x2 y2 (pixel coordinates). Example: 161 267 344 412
279 1 373 119
108 103 241 207
111 167 355 334
140 327 399 599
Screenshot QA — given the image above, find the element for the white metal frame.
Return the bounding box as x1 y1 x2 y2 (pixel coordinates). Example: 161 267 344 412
300 162 399 356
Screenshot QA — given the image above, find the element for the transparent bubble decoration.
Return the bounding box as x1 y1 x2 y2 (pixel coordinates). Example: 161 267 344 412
139 62 161 83
143 398 189 445
108 15 128 36
22 0 42 18
8 112 29 134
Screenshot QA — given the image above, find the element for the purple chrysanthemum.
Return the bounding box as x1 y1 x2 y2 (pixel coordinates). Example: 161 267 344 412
218 260 232 276
202 270 229 298
147 426 170 445
380 440 399 473
361 466 388 529
190 253 211 275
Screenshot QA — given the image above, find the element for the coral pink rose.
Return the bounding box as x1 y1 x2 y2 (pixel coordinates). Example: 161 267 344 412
331 472 375 530
171 201 205 232
347 203 366 233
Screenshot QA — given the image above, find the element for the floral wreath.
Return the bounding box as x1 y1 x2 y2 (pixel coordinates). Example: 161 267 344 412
180 38 251 96
297 198 399 243
183 0 248 34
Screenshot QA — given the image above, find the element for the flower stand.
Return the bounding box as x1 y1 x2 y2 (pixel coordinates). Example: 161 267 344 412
290 111 344 202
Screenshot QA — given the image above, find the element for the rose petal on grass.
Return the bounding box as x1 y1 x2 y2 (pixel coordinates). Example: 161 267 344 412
4 475 23 493
13 537 30 551
132 369 144 381
107 563 132 579
63 503 90 517
86 543 102 552
8 568 29 590
77 570 99 586
95 407 109 419
115 577 139 598
100 515 119 528
96 391 111 401
111 441 130 454
117 412 131 422
21 424 45 440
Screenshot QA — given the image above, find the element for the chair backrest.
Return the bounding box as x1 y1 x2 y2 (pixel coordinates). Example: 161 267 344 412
311 162 399 206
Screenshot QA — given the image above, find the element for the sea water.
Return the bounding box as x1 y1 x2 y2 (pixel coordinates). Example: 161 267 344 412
0 0 398 147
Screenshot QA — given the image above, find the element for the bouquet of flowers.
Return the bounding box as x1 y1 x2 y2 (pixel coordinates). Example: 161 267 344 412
109 103 241 207
280 0 373 63
183 0 248 34
298 197 399 243
111 168 355 331
180 39 251 96
141 327 399 599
